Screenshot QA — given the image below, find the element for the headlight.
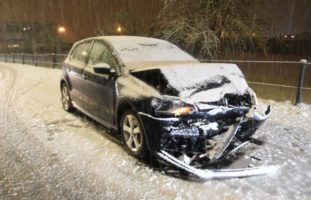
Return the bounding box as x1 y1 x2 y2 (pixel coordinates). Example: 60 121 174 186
151 96 196 116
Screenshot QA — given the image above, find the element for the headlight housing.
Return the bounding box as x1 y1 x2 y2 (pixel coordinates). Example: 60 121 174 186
151 96 196 116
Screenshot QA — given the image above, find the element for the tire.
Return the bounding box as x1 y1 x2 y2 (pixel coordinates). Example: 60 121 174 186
61 83 74 112
120 110 147 158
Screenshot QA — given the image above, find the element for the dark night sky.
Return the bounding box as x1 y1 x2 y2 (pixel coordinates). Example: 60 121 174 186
0 0 310 42
265 0 311 34
0 0 161 42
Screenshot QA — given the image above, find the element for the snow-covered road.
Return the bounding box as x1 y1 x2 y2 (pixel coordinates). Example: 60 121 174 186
0 63 310 200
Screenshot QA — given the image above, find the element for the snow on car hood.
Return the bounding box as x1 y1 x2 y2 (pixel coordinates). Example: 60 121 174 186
132 63 248 103
160 63 248 102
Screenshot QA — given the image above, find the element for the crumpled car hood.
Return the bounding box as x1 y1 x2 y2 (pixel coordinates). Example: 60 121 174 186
131 63 248 103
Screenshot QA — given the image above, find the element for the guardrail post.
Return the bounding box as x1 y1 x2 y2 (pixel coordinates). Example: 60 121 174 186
22 53 25 64
32 53 35 65
295 59 307 105
34 53 38 66
12 53 15 63
52 53 56 68
4 53 7 62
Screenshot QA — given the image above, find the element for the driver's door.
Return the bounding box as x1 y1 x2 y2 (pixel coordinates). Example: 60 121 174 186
82 40 117 126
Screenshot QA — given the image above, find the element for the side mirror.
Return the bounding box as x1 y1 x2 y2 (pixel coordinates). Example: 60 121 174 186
93 63 116 74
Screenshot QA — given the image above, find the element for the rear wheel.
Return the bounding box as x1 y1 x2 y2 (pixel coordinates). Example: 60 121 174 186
120 110 147 158
61 83 74 112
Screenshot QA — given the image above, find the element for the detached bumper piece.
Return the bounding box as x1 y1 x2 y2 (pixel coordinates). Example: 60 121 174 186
157 150 278 180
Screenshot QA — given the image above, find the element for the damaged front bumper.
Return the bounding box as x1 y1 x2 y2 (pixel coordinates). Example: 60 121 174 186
139 105 274 179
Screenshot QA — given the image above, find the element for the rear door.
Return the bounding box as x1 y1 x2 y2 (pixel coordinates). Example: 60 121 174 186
66 41 92 109
82 40 118 125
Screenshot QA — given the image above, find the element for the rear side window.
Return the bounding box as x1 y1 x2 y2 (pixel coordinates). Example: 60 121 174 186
71 42 91 63
89 41 117 67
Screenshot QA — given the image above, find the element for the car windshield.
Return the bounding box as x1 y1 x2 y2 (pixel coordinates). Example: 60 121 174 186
105 36 197 68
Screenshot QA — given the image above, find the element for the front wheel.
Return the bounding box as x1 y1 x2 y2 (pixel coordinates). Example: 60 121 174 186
120 110 147 158
61 83 74 112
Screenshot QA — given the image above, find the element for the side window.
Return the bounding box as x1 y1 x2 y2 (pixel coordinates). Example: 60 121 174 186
72 42 90 63
69 46 78 58
89 41 116 67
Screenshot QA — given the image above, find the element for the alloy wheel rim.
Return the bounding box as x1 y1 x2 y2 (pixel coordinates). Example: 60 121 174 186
62 86 70 110
122 114 143 152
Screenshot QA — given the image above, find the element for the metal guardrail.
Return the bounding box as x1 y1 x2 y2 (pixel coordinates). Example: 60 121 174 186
201 59 310 105
0 53 66 68
0 53 309 105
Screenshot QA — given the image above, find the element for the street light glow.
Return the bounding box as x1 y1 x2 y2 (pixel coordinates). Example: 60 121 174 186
57 26 66 33
117 26 122 33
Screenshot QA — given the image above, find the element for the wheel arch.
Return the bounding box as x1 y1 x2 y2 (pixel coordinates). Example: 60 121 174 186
60 77 72 91
116 99 153 152
116 100 135 131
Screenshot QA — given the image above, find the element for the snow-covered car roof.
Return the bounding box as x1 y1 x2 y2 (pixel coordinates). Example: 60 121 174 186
99 36 198 69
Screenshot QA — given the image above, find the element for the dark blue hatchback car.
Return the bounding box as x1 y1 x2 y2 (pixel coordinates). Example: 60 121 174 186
60 36 272 179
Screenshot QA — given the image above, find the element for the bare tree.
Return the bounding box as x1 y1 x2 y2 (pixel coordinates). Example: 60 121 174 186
153 0 274 58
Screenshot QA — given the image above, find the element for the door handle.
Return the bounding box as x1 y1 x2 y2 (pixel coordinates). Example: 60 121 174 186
82 74 88 80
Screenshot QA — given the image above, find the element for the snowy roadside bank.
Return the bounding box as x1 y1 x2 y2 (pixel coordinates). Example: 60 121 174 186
0 62 310 200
